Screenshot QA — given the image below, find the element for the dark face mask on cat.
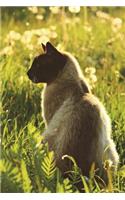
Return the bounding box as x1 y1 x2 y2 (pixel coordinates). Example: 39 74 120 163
27 42 67 84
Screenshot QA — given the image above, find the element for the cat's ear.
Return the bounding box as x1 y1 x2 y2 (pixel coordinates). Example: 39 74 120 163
41 43 46 52
46 42 58 54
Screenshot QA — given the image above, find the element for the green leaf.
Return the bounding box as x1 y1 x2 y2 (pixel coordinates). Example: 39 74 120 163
80 175 90 193
56 182 65 193
118 165 125 178
20 159 32 192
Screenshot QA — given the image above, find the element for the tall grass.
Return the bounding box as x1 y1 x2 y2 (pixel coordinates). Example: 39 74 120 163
0 7 125 192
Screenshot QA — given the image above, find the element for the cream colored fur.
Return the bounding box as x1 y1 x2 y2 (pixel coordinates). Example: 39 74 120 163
41 52 119 181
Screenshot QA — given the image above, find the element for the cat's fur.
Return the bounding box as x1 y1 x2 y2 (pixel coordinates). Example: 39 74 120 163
27 42 119 186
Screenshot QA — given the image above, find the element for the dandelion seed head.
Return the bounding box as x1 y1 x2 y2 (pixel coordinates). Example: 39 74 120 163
89 74 97 83
49 25 56 31
19 76 24 84
85 67 97 89
85 67 96 74
49 7 60 14
37 35 50 45
36 14 44 20
26 22 30 26
112 18 122 32
100 58 108 66
5 31 21 44
84 24 92 33
21 30 33 44
25 44 34 51
74 17 80 24
107 37 116 45
112 18 122 27
0 46 13 56
29 53 33 59
114 70 120 79
96 11 111 21
116 33 124 41
68 6 80 14
65 18 71 24
56 43 65 51
50 31 57 39
32 28 50 37
104 159 113 169
28 6 38 14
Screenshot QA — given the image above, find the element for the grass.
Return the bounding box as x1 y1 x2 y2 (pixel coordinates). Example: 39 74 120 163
0 7 125 193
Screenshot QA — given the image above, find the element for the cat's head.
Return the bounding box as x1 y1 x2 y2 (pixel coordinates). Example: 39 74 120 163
27 42 67 84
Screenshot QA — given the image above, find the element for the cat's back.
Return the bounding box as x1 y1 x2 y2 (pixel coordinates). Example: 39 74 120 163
47 92 111 176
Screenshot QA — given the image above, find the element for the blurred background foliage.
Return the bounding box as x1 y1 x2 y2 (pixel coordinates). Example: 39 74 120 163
0 7 125 192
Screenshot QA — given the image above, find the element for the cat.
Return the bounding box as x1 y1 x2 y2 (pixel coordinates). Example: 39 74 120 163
27 42 119 188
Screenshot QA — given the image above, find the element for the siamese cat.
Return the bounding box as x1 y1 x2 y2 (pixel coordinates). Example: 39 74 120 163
27 42 119 187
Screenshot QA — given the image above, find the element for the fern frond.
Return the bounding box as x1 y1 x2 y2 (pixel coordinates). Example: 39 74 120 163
41 151 56 181
63 178 73 193
0 159 12 173
62 155 81 184
0 159 22 192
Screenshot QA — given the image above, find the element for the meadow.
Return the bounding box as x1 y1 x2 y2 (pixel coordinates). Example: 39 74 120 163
0 7 125 193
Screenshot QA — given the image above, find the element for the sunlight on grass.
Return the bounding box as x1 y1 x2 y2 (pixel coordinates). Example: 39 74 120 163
0 7 125 193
